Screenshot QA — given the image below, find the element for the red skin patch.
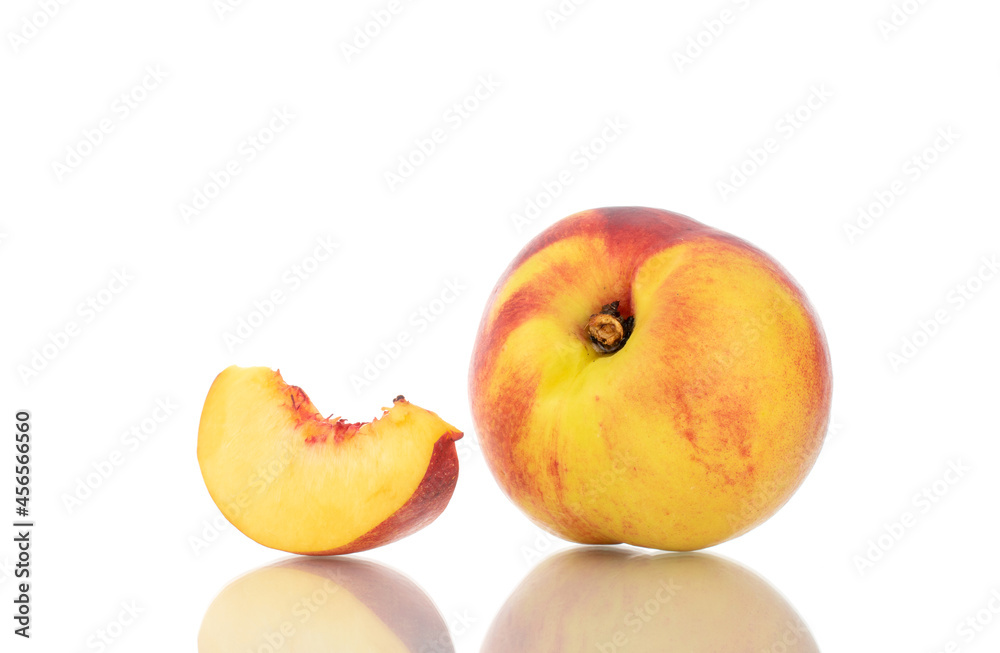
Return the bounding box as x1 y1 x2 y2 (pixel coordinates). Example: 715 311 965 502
301 431 463 556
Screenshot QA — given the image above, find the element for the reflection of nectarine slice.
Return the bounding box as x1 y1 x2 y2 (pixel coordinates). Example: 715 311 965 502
197 366 462 555
199 557 455 652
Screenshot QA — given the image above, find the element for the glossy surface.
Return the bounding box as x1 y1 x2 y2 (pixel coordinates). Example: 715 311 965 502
471 208 831 549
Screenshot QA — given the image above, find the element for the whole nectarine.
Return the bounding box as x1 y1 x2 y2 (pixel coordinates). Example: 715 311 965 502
470 207 831 550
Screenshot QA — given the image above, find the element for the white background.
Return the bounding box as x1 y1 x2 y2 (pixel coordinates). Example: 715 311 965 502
2 0 999 650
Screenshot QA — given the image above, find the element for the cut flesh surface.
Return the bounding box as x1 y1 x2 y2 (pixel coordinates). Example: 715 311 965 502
197 366 462 554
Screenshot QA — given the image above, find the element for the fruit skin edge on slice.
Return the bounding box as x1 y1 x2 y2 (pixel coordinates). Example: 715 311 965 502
197 365 463 555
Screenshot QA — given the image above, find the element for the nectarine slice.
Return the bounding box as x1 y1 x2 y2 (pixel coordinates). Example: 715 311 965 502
197 366 462 555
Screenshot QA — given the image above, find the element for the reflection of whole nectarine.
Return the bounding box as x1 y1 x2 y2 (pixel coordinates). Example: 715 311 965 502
482 548 819 652
470 207 832 551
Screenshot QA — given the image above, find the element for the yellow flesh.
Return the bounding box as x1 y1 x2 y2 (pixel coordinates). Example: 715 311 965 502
198 366 457 553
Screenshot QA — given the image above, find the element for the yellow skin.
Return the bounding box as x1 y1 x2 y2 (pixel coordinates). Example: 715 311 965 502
470 208 832 551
